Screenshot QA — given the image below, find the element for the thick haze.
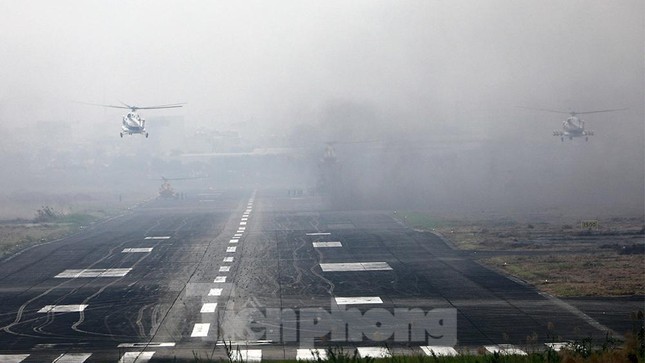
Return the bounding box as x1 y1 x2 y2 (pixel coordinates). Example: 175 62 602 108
0 1 643 218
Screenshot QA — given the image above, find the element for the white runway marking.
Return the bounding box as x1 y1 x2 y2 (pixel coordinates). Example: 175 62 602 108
227 246 237 253
52 353 92 363
245 209 252 213
242 214 249 218
118 351 155 363
234 233 243 237
219 266 230 272
214 276 227 283
240 221 247 226
296 349 328 360
319 262 392 272
191 323 210 337
0 355 29 363
230 349 262 362
334 297 382 305
55 268 132 278
484 345 527 355
223 257 234 262
117 343 175 348
306 232 331 236
420 346 458 356
201 303 218 313
313 241 342 248
544 342 570 352
230 239 239 243
208 288 223 296
122 248 153 253
38 304 88 313
241 218 248 221
238 227 246 231
144 236 170 240
357 347 391 358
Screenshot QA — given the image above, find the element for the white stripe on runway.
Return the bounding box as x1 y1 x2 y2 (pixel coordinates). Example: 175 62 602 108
144 236 170 240
52 353 92 363
296 349 328 361
191 323 210 337
223 257 234 262
240 221 247 226
544 342 570 352
122 248 153 253
214 276 227 283
118 351 155 363
208 288 223 296
420 346 458 357
201 303 218 313
230 239 239 243
219 266 230 272
484 345 527 356
0 355 29 363
319 262 392 272
234 233 243 237
306 232 331 236
117 343 175 348
226 246 237 253
38 304 88 313
230 349 262 362
55 268 132 278
238 227 246 231
313 241 342 248
357 347 391 358
334 297 382 305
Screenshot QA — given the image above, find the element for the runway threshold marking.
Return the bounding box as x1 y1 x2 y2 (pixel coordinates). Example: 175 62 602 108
52 352 92 363
38 305 88 313
238 227 246 231
227 246 237 253
117 343 175 348
240 222 247 226
230 239 239 243
296 349 328 361
219 266 230 272
319 262 392 272
484 345 527 356
0 355 29 363
420 346 458 356
334 297 382 305
201 303 218 313
357 347 391 358
191 323 210 337
55 268 132 278
118 351 155 363
122 248 153 253
144 236 171 240
229 349 262 362
306 232 331 236
214 276 227 283
313 241 342 248
208 288 223 296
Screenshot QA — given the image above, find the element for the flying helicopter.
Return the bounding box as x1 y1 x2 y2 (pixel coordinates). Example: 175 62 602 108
521 107 626 141
82 101 185 138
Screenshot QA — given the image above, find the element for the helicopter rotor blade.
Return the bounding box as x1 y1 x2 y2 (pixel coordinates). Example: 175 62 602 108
574 108 628 115
74 101 131 110
517 106 571 114
135 103 186 110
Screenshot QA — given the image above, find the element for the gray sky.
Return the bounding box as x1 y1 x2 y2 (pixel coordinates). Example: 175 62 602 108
0 0 643 216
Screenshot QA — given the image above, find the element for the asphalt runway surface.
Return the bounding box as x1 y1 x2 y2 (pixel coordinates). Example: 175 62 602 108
0 189 636 362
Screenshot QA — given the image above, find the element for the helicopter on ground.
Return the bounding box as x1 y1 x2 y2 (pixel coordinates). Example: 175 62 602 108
83 101 185 138
521 107 626 141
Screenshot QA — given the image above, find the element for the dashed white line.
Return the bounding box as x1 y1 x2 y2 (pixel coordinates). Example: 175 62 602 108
334 297 382 305
201 303 218 313
0 355 29 363
306 232 331 236
420 346 458 357
208 288 223 296
296 349 328 361
38 305 88 313
238 227 246 231
240 221 247 226
219 266 230 272
144 236 170 240
229 349 262 362
234 233 243 237
52 353 92 363
214 276 227 283
312 241 342 248
223 257 234 262
319 262 392 272
357 347 391 358
55 268 132 278
191 323 210 337
484 345 527 356
118 351 156 363
229 239 239 243
122 248 153 253
226 246 237 253
117 343 175 348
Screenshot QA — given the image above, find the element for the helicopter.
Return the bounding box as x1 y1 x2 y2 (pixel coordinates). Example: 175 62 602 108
82 101 185 138
521 107 626 141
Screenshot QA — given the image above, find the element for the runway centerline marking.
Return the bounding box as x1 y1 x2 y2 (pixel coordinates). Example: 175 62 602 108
118 351 155 363
55 268 132 278
420 346 458 356
234 234 243 238
296 349 328 361
201 303 218 313
484 345 527 356
208 288 223 296
52 352 92 363
357 347 391 358
319 262 392 272
230 239 239 243
144 236 170 240
214 276 227 283
238 227 246 231
227 246 237 253
306 232 331 236
191 323 210 337
38 304 88 313
334 297 382 305
122 248 153 253
313 241 342 248
240 221 247 226
0 354 29 363
241 218 248 221
117 343 175 348
219 266 230 272
223 257 234 262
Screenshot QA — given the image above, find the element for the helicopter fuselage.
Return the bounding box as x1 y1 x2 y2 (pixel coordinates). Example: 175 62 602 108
121 112 148 137
553 116 593 141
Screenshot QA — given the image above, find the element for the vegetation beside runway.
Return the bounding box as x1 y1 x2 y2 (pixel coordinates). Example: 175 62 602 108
397 212 644 297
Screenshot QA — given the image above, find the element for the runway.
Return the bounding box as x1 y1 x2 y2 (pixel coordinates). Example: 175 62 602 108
0 189 629 361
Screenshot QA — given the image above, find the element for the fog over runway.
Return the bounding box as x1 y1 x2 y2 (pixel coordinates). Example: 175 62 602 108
0 189 637 362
